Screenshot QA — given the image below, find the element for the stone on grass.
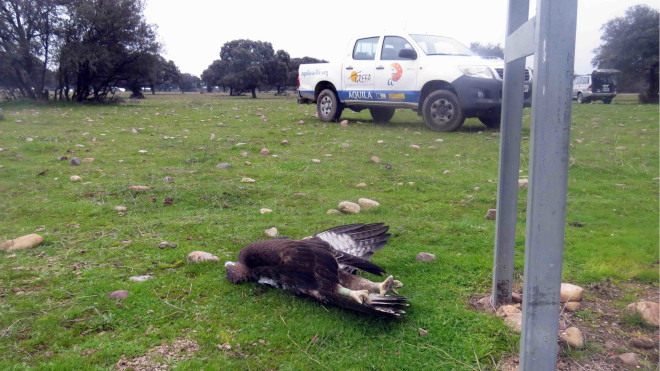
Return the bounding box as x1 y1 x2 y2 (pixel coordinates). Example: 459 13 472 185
138 150 148 153
338 201 360 214
128 185 150 191
474 295 495 312
418 328 428 336
260 208 272 214
518 178 528 189
504 313 523 333
341 142 350 148
370 156 380 164
312 159 321 163
69 157 81 166
631 337 654 349
114 206 127 212
511 292 522 303
560 283 585 303
0 234 44 252
187 251 220 262
164 176 174 182
129 275 153 282
560 327 584 349
486 209 497 220
157 241 177 249
57 156 67 161
617 353 639 367
435 138 444 143
326 209 340 214
443 170 452 174
265 227 278 237
496 305 521 318
82 158 94 163
416 252 436 262
624 301 659 327
108 290 129 299
260 148 270 155
356 183 367 188
564 302 581 312
241 177 255 183
340 120 349 127
216 163 232 169
409 144 420 150
281 140 289 145
25 137 33 142
70 175 82 182
357 198 379 210
245 161 252 166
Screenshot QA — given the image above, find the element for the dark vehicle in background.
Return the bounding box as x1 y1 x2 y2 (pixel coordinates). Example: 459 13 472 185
572 69 621 104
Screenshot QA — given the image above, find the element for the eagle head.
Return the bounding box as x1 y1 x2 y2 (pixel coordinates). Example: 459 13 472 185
225 261 251 284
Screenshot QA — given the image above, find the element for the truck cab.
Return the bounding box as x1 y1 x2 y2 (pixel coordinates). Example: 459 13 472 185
298 33 532 131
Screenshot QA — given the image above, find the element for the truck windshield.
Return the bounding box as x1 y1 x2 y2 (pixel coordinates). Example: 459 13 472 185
410 34 474 56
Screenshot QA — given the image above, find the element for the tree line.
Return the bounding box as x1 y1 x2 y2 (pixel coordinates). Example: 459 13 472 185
0 0 185 101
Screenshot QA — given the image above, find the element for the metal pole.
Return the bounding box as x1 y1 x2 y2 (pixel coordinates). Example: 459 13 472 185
519 0 577 369
492 0 530 306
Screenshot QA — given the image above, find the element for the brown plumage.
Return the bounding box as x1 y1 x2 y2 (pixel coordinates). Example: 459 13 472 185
225 224 407 317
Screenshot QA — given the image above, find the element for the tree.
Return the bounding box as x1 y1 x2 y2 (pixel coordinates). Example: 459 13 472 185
592 5 659 102
0 0 64 99
179 73 201 92
219 39 274 98
469 42 504 59
265 49 290 94
201 59 227 92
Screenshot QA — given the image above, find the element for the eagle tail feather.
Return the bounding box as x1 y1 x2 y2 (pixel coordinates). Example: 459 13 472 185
319 290 408 317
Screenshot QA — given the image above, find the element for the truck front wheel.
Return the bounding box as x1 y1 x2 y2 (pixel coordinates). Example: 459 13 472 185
422 90 465 132
317 89 343 122
370 107 395 123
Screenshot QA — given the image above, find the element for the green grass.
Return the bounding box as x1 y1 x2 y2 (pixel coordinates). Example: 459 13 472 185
0 92 657 369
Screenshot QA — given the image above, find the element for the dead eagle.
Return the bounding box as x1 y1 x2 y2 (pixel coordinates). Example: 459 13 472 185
225 223 408 317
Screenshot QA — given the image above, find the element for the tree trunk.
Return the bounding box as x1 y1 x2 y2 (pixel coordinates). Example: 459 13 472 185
150 84 156 95
251 87 257 99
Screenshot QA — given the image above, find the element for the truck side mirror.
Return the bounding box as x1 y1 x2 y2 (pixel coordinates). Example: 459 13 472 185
398 49 417 60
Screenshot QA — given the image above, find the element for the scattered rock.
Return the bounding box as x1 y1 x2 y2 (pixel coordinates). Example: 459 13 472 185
57 156 68 161
560 283 585 303
298 119 304 124
164 176 174 182
70 175 82 182
631 337 654 349
25 137 33 142
357 198 379 210
0 234 44 252
443 170 452 174
615 146 625 150
281 140 289 145
486 209 497 220
341 142 350 148
416 252 436 262
511 292 522 303
129 275 153 282
418 328 428 336
69 157 81 166
435 138 444 143
560 327 584 349
370 156 380 164
260 208 272 214
326 209 340 214
241 177 255 183
356 183 367 188
131 128 138 134
409 144 420 150
108 290 129 300
114 206 127 212
624 301 659 327
260 148 270 155
245 161 252 166
312 158 321 163
504 313 523 333
216 163 232 169
617 353 639 367
187 251 220 262
128 185 150 191
518 178 528 189
564 302 581 312
496 305 521 318
474 295 495 312
157 241 177 249
340 120 349 127
185 158 197 163
163 197 173 206
338 201 360 214
265 227 278 237
82 158 94 163
138 150 148 153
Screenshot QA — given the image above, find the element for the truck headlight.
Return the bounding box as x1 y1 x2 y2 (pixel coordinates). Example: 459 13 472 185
459 65 494 79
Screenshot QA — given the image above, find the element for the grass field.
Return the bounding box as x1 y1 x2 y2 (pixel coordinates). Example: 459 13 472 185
0 92 657 370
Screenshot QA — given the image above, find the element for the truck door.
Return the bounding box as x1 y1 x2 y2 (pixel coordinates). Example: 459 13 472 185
340 37 378 102
374 36 419 104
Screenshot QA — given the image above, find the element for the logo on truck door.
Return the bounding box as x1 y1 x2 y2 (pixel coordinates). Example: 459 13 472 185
387 63 403 86
349 71 372 83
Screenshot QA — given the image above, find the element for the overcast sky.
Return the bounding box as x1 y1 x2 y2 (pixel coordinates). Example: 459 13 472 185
144 0 659 77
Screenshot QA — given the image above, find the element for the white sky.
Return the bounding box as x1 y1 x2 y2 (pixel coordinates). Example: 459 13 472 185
144 0 659 77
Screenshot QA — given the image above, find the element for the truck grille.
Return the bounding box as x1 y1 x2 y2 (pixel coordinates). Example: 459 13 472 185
494 68 531 81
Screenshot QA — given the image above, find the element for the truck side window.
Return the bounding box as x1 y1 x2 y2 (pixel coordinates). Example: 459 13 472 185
353 37 379 60
381 36 413 60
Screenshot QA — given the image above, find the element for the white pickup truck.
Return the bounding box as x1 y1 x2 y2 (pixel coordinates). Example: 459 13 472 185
298 33 532 131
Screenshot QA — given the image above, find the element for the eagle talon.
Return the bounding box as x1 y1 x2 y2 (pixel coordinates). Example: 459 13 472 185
379 275 395 296
349 289 372 305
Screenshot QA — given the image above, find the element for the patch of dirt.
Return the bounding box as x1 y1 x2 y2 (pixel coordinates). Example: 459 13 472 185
116 338 199 371
472 279 659 370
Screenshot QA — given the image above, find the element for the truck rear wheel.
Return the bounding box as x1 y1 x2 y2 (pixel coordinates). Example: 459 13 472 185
370 107 395 123
422 90 464 132
317 89 343 122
